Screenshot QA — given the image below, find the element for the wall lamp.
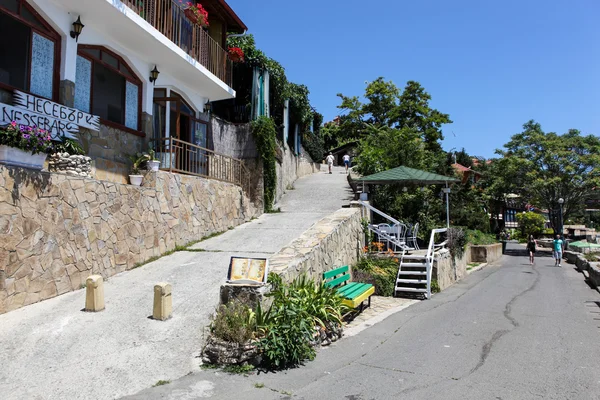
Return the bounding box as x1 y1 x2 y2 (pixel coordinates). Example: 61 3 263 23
149 66 160 85
204 101 212 113
70 16 84 42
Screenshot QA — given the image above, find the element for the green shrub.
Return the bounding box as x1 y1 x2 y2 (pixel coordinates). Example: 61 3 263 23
257 275 315 369
354 256 399 297
431 279 440 293
256 274 347 370
465 229 497 245
301 131 325 163
447 227 467 259
52 137 85 155
516 212 546 238
209 301 256 345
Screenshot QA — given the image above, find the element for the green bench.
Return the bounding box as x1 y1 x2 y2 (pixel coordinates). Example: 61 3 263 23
323 265 375 309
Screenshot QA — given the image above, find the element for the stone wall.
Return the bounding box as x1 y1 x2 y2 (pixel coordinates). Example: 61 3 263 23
432 249 468 291
79 125 145 185
0 165 262 314
469 243 503 264
275 143 322 204
210 116 257 160
48 153 92 178
268 207 363 283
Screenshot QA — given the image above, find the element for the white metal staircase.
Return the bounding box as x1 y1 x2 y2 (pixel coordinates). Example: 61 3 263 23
395 228 448 299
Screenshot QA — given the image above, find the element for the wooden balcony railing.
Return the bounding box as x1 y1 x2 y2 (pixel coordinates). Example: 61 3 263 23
122 0 233 87
151 137 249 190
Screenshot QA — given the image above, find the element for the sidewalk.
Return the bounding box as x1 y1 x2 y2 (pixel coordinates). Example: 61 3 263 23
0 166 352 400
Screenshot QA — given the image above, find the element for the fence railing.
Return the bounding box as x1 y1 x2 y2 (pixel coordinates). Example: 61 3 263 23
150 137 249 190
121 0 233 86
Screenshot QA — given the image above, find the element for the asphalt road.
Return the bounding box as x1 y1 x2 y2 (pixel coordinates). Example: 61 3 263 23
124 242 600 400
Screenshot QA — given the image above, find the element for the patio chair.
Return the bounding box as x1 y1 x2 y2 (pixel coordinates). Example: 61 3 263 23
377 223 393 250
406 222 420 250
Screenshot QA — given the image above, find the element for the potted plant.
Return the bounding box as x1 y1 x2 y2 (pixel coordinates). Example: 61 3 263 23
0 121 53 170
228 47 244 63
128 153 149 186
184 2 209 27
146 148 160 171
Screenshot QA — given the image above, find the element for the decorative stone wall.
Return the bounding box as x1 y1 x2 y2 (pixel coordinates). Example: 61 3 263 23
468 243 502 264
48 153 92 178
0 165 262 314
275 143 322 204
79 125 145 184
268 208 364 283
432 249 468 291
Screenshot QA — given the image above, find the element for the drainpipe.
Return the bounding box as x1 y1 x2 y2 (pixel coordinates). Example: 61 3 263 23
226 30 248 39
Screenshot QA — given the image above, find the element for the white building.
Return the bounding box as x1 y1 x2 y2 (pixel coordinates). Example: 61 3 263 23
0 0 247 183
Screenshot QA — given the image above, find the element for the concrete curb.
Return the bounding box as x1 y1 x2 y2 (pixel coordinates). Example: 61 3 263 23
343 300 419 338
467 263 488 274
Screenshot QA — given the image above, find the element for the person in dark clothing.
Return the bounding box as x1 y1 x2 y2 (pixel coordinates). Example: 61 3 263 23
527 234 537 265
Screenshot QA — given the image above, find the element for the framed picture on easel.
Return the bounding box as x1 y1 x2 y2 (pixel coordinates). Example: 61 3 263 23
227 257 269 285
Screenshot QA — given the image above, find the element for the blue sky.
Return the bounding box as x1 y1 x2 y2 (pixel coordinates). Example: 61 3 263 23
227 0 599 158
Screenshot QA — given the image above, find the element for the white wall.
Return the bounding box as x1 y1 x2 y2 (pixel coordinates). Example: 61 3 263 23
30 0 222 116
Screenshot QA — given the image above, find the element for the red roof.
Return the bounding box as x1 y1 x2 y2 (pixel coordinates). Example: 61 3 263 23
452 163 483 176
452 163 471 172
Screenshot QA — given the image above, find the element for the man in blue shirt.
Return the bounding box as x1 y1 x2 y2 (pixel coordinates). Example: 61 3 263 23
553 234 564 267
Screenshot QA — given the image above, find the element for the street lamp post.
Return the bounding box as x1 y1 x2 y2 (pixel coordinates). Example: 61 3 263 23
558 198 564 238
443 184 451 228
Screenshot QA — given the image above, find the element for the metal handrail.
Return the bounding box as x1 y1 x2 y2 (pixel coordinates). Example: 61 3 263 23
150 137 248 188
424 228 448 298
121 0 232 86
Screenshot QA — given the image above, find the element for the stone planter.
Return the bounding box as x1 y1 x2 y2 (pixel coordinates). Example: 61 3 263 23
588 263 600 288
0 145 46 170
129 174 143 186
48 153 92 177
146 160 160 171
469 243 502 263
201 336 261 366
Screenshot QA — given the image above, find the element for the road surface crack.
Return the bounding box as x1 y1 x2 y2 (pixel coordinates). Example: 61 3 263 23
466 265 541 376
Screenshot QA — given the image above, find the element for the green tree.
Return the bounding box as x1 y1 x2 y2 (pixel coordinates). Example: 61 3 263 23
487 120 600 231
516 212 546 238
336 78 452 224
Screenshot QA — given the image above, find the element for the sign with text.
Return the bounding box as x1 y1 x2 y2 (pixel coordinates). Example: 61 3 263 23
0 103 77 139
14 91 99 131
227 257 269 285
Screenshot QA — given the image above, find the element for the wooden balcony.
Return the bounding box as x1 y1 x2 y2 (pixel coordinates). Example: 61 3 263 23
122 0 232 87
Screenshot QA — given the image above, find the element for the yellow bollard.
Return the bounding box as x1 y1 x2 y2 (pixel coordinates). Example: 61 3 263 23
85 275 105 312
153 282 172 321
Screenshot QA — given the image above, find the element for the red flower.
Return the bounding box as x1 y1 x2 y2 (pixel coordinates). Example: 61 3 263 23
184 2 209 27
228 47 244 63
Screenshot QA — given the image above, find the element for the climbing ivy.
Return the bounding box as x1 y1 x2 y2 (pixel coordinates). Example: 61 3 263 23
227 35 314 129
251 116 277 211
301 131 325 163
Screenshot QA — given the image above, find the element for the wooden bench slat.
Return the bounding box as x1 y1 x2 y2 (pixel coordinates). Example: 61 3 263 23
335 282 363 296
339 283 372 299
323 265 349 280
324 273 350 289
343 286 375 308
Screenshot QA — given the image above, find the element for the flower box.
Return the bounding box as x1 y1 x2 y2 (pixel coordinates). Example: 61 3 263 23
184 8 199 24
0 145 47 170
183 3 209 27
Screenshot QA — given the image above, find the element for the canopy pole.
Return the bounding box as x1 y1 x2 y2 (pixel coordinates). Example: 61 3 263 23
445 181 450 228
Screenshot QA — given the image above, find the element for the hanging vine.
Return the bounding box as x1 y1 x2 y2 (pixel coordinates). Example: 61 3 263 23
251 116 278 211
